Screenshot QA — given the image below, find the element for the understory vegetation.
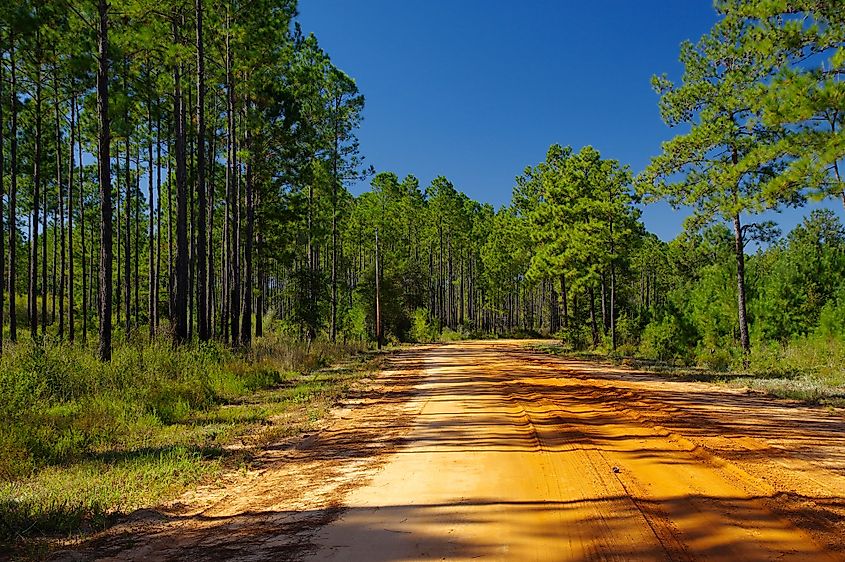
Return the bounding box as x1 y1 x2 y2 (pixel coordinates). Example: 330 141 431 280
0 334 373 548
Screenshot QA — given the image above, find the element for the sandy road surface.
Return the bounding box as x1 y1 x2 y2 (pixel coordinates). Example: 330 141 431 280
72 341 845 561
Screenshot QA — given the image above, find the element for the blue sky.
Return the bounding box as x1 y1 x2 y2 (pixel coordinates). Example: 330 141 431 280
297 0 843 242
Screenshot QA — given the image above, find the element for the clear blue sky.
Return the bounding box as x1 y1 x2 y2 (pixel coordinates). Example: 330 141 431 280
297 0 843 242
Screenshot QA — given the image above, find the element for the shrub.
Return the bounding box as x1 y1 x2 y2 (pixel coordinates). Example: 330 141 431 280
439 328 463 342
817 291 845 339
696 347 734 372
558 324 592 350
639 316 682 361
410 308 437 343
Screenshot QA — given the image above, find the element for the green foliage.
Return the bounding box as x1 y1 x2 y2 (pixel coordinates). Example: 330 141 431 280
817 287 845 339
410 308 438 343
0 336 368 544
639 315 684 362
558 324 593 351
439 328 464 342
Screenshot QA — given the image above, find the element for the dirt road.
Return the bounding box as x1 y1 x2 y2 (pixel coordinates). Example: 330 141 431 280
75 341 845 561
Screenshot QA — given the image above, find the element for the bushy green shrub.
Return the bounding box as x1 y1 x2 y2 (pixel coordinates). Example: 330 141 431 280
558 324 593 350
439 328 463 342
696 347 734 371
639 315 683 361
817 288 845 339
410 308 437 343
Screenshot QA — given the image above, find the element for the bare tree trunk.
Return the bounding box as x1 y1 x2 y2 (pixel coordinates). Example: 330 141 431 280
609 215 617 351
31 37 42 339
52 207 57 325
589 285 599 347
68 91 75 343
97 0 113 361
8 32 17 343
78 93 87 343
173 14 189 343
207 94 216 338
733 213 751 362
115 152 121 330
167 118 174 322
134 146 140 329
240 134 253 346
0 34 5 352
610 264 617 351
155 109 163 334
54 64 65 339
600 273 608 334
41 150 47 335
148 98 155 340
330 100 339 342
255 232 263 338
375 228 381 349
124 130 131 339
560 274 568 330
195 0 209 341
187 83 194 340
226 15 240 345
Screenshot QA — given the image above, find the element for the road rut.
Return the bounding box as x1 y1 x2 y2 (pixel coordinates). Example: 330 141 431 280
308 341 845 561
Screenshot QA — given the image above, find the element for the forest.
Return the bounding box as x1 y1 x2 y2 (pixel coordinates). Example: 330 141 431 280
1 0 844 549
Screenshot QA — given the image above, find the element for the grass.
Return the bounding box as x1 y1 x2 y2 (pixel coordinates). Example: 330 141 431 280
534 340 845 407
0 334 380 554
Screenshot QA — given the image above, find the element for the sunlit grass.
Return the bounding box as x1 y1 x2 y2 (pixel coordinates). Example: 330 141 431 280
0 334 377 550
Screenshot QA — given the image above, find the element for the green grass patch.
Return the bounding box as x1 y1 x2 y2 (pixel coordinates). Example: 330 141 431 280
0 335 376 553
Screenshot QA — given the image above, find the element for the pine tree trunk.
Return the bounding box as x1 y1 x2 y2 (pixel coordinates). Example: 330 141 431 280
187 84 194 341
610 263 617 351
134 147 140 328
173 14 189 343
68 91 75 343
167 119 174 322
115 153 121 330
41 153 47 335
375 228 381 349
588 285 599 347
609 214 617 351
240 131 253 346
124 131 131 339
52 207 57 325
225 16 239 344
255 235 263 338
195 0 209 341
154 110 162 334
560 274 568 330
330 111 339 342
8 32 17 343
55 66 65 340
600 273 608 334
733 213 751 364
148 100 155 340
0 35 5 352
207 96 216 337
97 0 113 361
31 43 42 339
78 94 87 343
